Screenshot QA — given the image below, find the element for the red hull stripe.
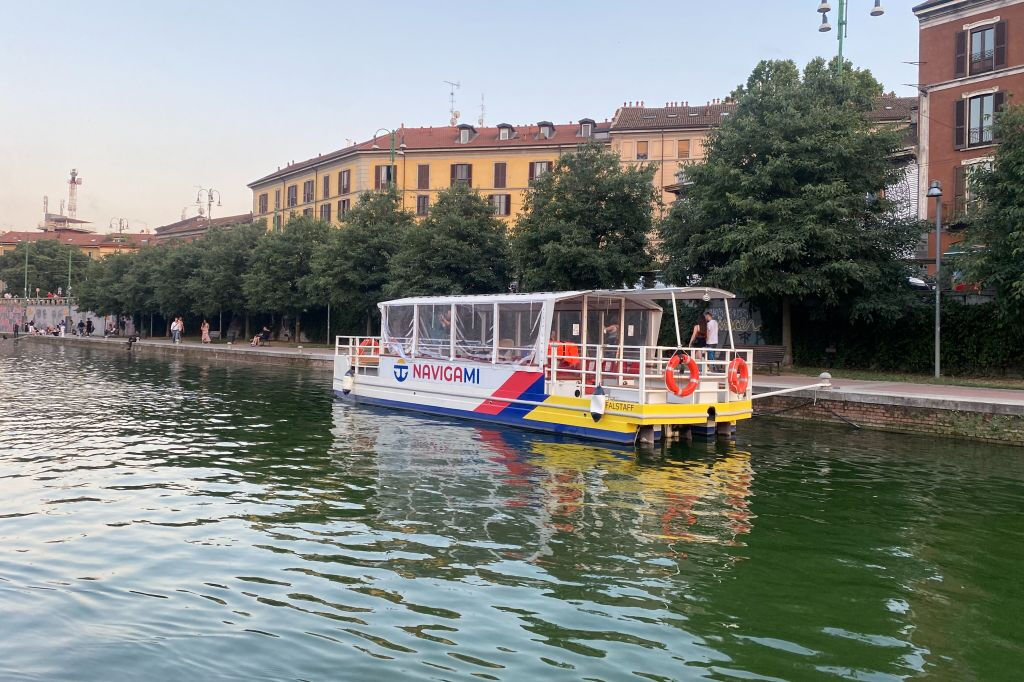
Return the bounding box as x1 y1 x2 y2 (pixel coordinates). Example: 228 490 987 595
474 371 543 415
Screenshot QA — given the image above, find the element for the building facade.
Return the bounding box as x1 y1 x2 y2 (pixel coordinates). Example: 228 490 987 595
153 212 253 242
248 121 610 228
915 0 1024 261
0 226 152 259
250 98 916 227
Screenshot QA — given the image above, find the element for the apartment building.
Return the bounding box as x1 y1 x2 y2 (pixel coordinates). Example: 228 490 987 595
915 0 1024 259
248 120 610 228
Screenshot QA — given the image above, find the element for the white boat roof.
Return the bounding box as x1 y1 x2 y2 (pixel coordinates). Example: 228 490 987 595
379 287 735 307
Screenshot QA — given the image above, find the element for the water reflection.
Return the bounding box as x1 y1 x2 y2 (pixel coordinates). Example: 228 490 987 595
2 343 1024 681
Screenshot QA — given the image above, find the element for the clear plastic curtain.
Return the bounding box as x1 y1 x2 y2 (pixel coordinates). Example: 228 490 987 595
382 305 414 357
455 304 494 362
496 302 544 366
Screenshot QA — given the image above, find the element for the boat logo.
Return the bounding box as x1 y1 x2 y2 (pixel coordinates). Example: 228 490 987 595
394 360 409 382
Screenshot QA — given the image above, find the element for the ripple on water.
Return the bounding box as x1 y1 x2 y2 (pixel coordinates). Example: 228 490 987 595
1 342 1023 681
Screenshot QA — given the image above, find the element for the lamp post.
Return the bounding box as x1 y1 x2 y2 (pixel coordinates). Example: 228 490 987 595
371 129 406 188
196 188 222 222
817 1 886 74
927 180 943 378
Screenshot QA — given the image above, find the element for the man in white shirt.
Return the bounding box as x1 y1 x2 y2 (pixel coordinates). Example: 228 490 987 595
704 311 719 362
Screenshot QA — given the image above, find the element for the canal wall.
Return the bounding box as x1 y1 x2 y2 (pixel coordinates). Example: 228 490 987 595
19 335 333 372
755 391 1024 446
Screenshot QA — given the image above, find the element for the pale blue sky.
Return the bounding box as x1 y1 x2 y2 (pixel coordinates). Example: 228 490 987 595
0 1 922 232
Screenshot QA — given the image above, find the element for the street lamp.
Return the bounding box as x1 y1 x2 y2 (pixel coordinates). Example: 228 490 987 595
817 0 885 73
927 180 943 378
196 187 222 222
371 128 406 187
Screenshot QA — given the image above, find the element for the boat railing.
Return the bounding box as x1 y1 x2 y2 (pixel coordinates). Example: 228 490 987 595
546 344 753 405
336 335 752 405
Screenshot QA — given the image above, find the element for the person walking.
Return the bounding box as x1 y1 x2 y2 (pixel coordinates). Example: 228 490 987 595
170 317 182 344
704 311 719 363
200 319 211 344
85 319 94 336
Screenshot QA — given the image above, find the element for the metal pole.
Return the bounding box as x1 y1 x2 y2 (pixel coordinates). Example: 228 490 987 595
670 291 682 347
23 243 29 298
326 302 330 345
837 0 847 74
934 196 942 378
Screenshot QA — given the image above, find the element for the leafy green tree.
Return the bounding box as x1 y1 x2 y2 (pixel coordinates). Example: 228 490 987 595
385 184 511 297
153 242 201 323
960 104 1024 304
512 142 657 291
188 221 267 333
243 215 329 340
0 239 86 297
76 253 133 315
310 189 414 333
658 58 921 361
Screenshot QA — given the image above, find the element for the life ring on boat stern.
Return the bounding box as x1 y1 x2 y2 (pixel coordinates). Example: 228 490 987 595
665 352 699 397
357 338 379 356
727 356 750 394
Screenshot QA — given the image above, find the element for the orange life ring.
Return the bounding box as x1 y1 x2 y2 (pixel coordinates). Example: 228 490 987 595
665 352 699 397
357 338 379 356
727 356 749 394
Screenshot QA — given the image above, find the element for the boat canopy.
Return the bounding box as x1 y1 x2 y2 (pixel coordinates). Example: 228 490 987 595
378 288 736 366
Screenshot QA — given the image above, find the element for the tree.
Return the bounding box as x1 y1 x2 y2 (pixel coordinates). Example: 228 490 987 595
243 215 329 340
0 239 86 297
76 252 134 315
153 242 201 320
188 221 267 332
386 184 512 297
512 142 657 291
309 189 414 333
658 58 921 361
960 104 1024 305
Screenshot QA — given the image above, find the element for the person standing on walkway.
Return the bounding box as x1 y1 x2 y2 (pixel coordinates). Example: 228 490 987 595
77 320 85 336
200 319 211 344
86 319 94 336
170 317 181 344
704 311 719 363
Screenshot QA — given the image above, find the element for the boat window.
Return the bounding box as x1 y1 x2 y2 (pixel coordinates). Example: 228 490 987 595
417 304 453 358
383 305 415 355
455 304 495 362
496 302 544 365
554 310 581 344
623 309 649 346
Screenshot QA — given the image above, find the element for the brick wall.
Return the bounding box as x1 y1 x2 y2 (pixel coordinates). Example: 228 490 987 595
755 395 1024 446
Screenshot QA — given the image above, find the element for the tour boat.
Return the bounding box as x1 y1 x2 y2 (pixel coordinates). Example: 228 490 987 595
333 288 753 445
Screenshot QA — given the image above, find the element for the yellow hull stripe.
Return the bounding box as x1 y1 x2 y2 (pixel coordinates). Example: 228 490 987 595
523 396 752 433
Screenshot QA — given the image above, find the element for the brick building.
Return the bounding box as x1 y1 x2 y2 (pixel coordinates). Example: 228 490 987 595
914 0 1024 262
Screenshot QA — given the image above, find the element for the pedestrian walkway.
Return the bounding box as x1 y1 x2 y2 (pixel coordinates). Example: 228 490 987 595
755 373 1024 413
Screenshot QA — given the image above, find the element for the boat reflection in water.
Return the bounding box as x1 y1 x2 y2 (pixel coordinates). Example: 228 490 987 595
331 403 754 574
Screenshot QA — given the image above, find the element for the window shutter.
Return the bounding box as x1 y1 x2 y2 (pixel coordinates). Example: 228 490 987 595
954 99 966 149
528 163 535 182
953 165 967 216
955 30 967 77
995 21 1007 69
418 164 429 190
450 164 457 187
467 164 472 187
994 91 1006 141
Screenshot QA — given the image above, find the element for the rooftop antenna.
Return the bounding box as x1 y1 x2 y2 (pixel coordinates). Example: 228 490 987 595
444 80 461 125
67 168 82 219
478 93 486 127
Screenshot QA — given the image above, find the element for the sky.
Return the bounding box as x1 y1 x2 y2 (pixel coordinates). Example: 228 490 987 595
0 1 922 233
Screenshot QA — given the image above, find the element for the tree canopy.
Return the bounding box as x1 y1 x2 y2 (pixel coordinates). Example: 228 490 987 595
386 184 512 297
658 58 922 355
512 142 657 291
188 221 267 316
0 239 88 297
310 189 414 329
960 104 1024 305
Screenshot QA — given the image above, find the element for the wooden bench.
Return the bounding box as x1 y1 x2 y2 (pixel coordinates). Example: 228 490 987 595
741 345 787 375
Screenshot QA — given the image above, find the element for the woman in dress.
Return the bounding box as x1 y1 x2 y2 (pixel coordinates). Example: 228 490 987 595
201 319 211 344
688 315 707 360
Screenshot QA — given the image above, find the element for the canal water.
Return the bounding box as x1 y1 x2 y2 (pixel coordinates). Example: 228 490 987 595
1 341 1022 681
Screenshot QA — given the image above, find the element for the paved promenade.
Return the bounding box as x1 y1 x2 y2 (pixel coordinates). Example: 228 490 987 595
756 373 1024 415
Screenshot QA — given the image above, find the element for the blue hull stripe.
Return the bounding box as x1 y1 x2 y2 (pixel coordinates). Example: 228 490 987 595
334 390 642 444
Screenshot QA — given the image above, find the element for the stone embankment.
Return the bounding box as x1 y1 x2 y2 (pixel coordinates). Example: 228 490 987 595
754 376 1024 446
20 334 333 371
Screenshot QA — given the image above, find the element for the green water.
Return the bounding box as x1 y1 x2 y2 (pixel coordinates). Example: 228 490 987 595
1 341 1022 681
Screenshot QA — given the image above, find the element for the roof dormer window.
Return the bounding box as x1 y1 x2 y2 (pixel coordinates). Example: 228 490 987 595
499 127 510 140
578 118 595 138
497 123 515 141
457 124 475 144
537 121 553 139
